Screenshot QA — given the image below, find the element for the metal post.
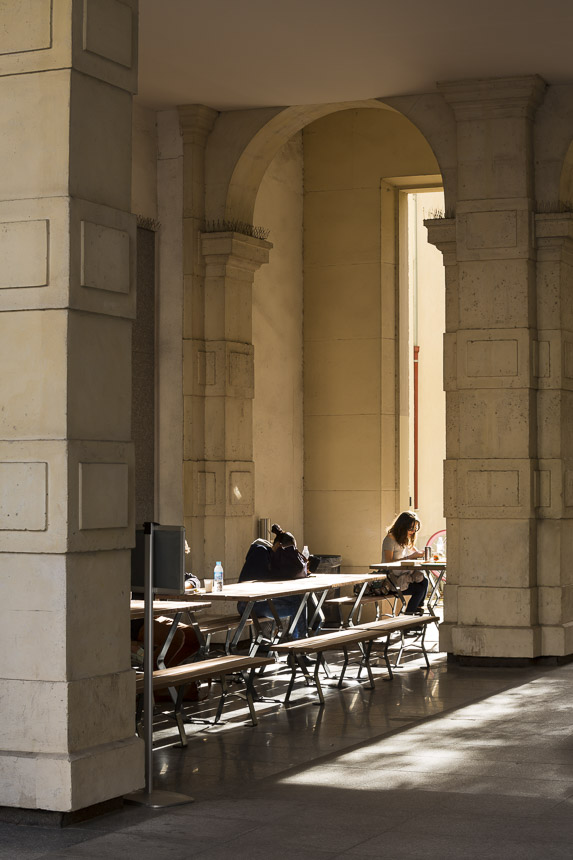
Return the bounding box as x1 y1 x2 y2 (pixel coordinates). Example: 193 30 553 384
124 521 194 808
143 521 155 793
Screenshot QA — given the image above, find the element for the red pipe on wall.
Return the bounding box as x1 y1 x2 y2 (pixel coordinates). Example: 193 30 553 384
413 345 420 509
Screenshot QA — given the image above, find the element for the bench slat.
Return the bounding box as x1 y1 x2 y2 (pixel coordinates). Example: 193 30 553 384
273 628 386 654
273 615 435 655
197 615 253 635
325 595 395 606
135 654 274 694
353 614 435 633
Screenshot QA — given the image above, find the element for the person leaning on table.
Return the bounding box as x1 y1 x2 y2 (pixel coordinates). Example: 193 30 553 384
382 510 428 615
237 522 319 640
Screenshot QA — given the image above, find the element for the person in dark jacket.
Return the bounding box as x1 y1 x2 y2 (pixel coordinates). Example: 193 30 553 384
237 523 318 639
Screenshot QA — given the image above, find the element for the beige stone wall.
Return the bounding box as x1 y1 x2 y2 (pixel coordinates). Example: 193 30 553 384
252 134 304 542
303 108 439 569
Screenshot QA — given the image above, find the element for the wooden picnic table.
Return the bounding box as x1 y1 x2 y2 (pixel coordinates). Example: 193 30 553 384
369 559 447 614
182 572 390 651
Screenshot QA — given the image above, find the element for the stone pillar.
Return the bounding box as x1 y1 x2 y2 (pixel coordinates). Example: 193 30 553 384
429 76 546 660
187 232 272 577
535 213 573 656
179 105 216 572
178 105 218 346
0 0 143 811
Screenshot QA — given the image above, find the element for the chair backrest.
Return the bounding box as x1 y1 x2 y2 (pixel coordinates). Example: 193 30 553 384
426 529 446 556
425 529 447 590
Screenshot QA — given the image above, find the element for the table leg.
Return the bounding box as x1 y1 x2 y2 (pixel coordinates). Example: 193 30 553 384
230 600 256 653
426 569 445 615
156 611 183 669
281 592 310 641
308 589 328 632
348 582 368 626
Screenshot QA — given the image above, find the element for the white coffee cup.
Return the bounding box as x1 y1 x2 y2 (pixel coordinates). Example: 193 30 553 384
204 579 213 593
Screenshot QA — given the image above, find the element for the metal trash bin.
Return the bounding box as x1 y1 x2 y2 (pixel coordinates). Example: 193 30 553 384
314 554 342 626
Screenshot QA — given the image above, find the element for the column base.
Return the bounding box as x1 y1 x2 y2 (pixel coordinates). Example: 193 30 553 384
0 736 144 812
0 796 123 828
440 621 542 659
447 652 573 668
441 620 573 660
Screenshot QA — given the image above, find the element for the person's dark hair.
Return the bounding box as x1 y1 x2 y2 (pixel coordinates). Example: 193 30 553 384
387 511 421 548
271 523 295 548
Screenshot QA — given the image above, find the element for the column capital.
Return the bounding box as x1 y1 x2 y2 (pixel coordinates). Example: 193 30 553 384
178 104 218 146
201 231 272 274
438 75 546 121
424 217 456 263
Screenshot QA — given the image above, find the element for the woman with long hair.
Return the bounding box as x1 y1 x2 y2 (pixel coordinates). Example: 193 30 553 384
382 511 427 614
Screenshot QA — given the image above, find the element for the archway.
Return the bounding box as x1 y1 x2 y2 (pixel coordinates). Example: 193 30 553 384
222 102 449 587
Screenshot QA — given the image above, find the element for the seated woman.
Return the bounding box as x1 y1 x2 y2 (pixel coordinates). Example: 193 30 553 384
382 511 428 615
237 523 317 639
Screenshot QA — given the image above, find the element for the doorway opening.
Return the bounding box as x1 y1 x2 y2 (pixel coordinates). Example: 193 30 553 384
400 189 446 548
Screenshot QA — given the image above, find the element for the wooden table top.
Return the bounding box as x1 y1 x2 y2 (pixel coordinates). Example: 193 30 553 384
181 571 388 602
369 560 446 571
129 598 212 620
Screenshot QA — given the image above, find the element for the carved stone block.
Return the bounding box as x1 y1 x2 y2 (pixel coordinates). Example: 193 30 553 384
0 462 47 531
456 328 534 388
81 221 130 294
456 458 534 517
0 220 48 289
79 463 129 530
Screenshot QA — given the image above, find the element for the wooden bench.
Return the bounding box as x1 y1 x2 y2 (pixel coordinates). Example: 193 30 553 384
135 654 274 745
324 592 404 626
352 614 437 676
273 614 437 705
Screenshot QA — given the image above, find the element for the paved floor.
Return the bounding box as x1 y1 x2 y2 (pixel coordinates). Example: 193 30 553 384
3 625 573 859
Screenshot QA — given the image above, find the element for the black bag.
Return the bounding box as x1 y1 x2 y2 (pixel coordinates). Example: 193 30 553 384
354 574 402 599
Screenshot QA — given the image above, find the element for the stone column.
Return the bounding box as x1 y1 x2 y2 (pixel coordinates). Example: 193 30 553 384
179 105 216 571
186 232 272 577
430 76 546 660
535 213 573 656
0 0 142 811
179 106 273 576
178 105 218 346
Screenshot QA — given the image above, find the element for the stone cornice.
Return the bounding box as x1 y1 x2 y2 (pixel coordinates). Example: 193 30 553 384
178 104 218 146
201 231 272 272
424 217 456 262
438 75 546 121
535 212 573 240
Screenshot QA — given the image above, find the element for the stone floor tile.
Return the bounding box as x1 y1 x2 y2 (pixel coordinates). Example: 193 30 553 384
0 823 94 859
4 651 573 860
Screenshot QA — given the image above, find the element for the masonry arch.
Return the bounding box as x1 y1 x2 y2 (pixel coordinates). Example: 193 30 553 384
226 101 449 581
206 96 457 226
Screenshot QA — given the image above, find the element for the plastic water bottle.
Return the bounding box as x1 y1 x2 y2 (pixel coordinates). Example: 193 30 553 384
302 545 310 560
213 561 224 592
